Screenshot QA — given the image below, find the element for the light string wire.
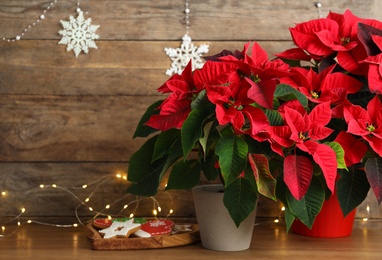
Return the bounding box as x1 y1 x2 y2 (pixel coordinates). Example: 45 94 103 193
0 172 174 238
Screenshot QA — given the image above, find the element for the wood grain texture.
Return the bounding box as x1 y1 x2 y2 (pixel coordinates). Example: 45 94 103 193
1 223 382 259
0 40 295 95
0 0 380 40
0 162 280 219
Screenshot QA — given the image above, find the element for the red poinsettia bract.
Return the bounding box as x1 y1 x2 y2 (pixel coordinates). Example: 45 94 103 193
280 65 362 104
343 95 382 157
277 102 337 200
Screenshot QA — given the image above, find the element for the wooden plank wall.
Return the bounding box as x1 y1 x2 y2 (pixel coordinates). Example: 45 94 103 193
1 0 381 223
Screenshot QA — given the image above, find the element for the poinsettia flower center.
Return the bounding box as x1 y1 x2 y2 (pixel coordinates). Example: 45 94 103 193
299 131 309 141
311 90 319 99
253 74 261 83
341 36 351 45
366 123 376 132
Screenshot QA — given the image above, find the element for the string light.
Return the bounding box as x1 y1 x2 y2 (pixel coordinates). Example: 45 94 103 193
0 171 175 238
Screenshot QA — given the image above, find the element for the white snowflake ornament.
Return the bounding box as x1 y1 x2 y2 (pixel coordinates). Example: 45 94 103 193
164 34 209 76
58 10 100 58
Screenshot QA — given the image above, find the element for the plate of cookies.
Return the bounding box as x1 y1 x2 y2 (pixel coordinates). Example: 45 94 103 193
87 217 200 250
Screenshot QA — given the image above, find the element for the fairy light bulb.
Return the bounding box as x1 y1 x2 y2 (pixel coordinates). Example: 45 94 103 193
21 208 26 213
1 191 6 196
153 209 158 216
274 219 280 223
88 207 93 212
52 184 57 188
82 184 87 189
281 206 285 211
40 184 45 189
363 218 368 222
129 213 134 218
116 173 122 179
169 209 174 214
27 220 32 224
2 226 5 232
85 198 90 202
123 205 128 209
157 206 162 213
105 204 110 209
73 223 78 227
107 215 112 220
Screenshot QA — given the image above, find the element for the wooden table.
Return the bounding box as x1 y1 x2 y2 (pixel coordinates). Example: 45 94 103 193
0 221 381 259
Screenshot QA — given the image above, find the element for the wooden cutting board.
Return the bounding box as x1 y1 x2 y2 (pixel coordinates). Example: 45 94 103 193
87 222 200 250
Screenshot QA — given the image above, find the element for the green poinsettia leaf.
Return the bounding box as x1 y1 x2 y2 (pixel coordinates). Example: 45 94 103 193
284 207 296 233
127 135 166 196
165 159 201 190
223 171 258 227
133 100 163 138
286 176 325 229
274 84 308 108
365 157 382 204
326 141 347 170
200 152 220 181
199 121 214 157
159 136 183 177
248 153 277 201
215 135 248 186
191 89 214 110
264 109 284 126
181 107 210 159
152 129 180 162
337 168 370 216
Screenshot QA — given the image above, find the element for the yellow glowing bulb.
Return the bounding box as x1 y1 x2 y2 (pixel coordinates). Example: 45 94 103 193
82 184 88 189
105 205 110 209
366 205 370 212
40 184 45 189
1 191 6 196
153 209 158 216
52 184 57 188
169 209 174 214
274 219 280 223
17 222 21 226
2 226 5 231
107 215 112 220
157 207 162 212
281 206 286 211
27 220 32 224
89 207 93 212
73 223 78 227
116 174 122 178
123 175 127 180
85 198 90 202
123 205 128 209
129 213 134 218
363 218 368 222
21 208 26 213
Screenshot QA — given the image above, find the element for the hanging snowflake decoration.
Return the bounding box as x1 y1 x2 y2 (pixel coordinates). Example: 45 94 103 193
164 34 209 76
58 10 100 58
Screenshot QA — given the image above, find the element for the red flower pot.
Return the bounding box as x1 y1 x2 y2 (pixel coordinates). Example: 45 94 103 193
291 192 356 238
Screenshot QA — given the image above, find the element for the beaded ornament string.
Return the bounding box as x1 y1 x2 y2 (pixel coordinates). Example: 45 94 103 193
1 0 59 42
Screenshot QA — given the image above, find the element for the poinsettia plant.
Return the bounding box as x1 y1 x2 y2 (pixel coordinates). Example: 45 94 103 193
127 9 382 229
